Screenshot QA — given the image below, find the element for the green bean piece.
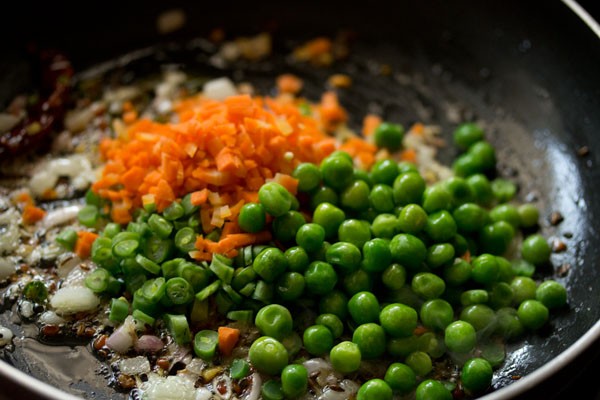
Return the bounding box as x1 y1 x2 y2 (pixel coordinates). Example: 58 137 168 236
194 329 219 360
109 297 130 323
164 313 192 345
147 214 173 239
230 358 251 379
195 280 222 302
140 277 167 303
56 229 78 250
78 204 99 227
84 268 111 293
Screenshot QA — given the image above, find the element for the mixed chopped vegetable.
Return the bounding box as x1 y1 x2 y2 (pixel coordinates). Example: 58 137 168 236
0 34 568 400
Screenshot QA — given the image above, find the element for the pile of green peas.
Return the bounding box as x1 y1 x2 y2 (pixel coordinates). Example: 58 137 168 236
234 122 567 399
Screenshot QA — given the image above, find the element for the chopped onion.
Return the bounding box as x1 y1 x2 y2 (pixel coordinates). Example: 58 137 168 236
195 388 213 400
141 374 196 400
29 154 94 197
43 205 83 229
135 335 164 353
0 326 13 346
64 105 96 133
106 316 137 353
203 77 237 101
120 356 151 375
38 311 65 325
56 254 82 278
0 209 20 254
50 287 100 315
184 358 206 375
303 358 331 375
245 372 261 400
0 257 16 281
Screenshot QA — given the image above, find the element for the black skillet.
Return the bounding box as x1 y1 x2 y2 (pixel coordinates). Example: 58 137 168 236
1 0 600 399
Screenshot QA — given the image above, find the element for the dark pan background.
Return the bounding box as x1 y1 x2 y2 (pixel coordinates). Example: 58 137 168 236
2 1 600 399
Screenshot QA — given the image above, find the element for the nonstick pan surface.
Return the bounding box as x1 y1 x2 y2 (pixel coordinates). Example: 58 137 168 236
1 1 600 399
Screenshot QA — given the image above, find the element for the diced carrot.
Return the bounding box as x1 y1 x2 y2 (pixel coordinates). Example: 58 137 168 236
14 191 33 205
400 148 418 163
362 114 382 136
190 189 209 206
218 326 240 356
277 74 303 94
269 173 299 195
327 74 352 88
74 231 99 259
22 204 46 225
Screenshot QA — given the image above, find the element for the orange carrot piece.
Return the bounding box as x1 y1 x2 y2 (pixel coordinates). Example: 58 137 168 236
74 231 99 259
362 114 382 136
14 192 33 205
190 189 209 206
400 148 418 163
277 74 303 94
22 204 46 225
218 326 240 356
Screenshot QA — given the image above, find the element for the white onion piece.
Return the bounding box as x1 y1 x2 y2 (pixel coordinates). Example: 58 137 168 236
195 387 212 400
50 287 100 315
135 335 164 353
0 258 16 281
0 326 13 346
203 77 237 101
303 358 330 375
142 374 197 400
184 358 206 375
120 356 151 375
38 311 65 325
29 154 94 197
245 372 261 400
64 105 96 133
43 205 83 229
0 209 20 254
106 316 137 353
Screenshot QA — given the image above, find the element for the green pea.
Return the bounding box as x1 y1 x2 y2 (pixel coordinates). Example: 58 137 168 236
371 213 400 239
426 243 456 269
284 246 310 273
384 362 416 394
517 299 549 330
253 247 288 283
405 351 432 377
258 182 294 217
293 162 321 192
255 304 293 340
453 122 485 150
316 313 344 338
276 272 305 302
510 276 538 305
369 184 395 213
491 178 517 203
304 261 337 295
362 238 392 273
325 241 362 274
397 161 418 174
354 168 373 187
479 221 515 255
412 272 446 300
341 180 371 212
343 269 374 296
426 211 457 243
536 280 567 309
357 379 393 400
393 172 426 206
387 335 420 358
397 204 428 234
460 289 489 306
303 324 334 356
272 210 306 243
444 320 477 353
420 299 454 330
281 364 308 398
330 341 361 374
496 256 516 283
415 380 452 400
453 153 481 177
348 291 381 325
461 358 493 394
380 303 418 338
422 184 453 213
238 203 267 233
319 290 348 319
320 154 354 191
469 141 496 171
518 203 540 228
466 174 494 206
374 122 404 152
296 223 325 253
488 282 514 309
370 159 400 185
471 254 500 285
495 307 525 340
390 233 427 270
445 176 474 207
338 219 372 248
249 336 289 375
453 203 487 233
443 259 472 286
310 186 339 210
352 323 386 359
460 304 496 332
490 204 521 228
521 234 551 266
312 202 345 239
381 263 407 290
